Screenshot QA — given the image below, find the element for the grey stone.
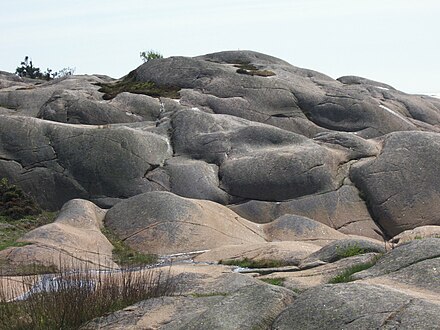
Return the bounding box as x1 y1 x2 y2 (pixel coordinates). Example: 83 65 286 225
350 131 440 237
273 283 440 330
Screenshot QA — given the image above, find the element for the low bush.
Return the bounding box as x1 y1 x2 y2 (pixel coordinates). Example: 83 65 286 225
140 50 163 63
15 56 75 81
0 178 41 220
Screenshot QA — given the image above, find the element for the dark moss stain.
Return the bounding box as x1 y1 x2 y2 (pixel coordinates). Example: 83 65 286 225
96 71 180 100
234 63 276 77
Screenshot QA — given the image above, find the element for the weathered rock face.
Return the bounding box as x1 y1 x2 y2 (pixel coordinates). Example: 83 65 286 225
350 131 440 237
2 50 440 241
0 116 172 210
273 283 440 329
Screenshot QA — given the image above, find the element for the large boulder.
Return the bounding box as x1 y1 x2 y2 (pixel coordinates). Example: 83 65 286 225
350 131 440 237
104 191 266 254
0 116 172 210
273 283 440 329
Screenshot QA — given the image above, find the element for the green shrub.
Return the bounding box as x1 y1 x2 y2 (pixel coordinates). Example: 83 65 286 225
140 50 163 63
15 56 75 80
0 178 41 220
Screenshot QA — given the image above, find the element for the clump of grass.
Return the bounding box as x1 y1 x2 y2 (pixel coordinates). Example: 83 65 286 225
234 63 276 77
336 244 366 259
0 264 175 329
219 257 290 268
259 277 285 286
101 227 157 267
97 72 180 100
328 260 377 284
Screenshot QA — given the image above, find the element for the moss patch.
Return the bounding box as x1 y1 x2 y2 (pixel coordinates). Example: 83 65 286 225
336 244 367 259
97 72 180 100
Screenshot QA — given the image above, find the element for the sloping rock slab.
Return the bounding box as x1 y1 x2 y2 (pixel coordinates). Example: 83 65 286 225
0 199 117 271
350 131 440 237
104 191 266 254
273 283 440 329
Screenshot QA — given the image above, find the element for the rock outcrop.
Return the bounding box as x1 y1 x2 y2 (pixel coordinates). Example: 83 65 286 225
1 50 440 329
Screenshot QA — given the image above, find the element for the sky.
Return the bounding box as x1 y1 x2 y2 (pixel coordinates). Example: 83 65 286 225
1 0 439 94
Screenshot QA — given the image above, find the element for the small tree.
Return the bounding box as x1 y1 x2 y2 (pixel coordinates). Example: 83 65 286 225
15 56 75 80
15 56 43 79
140 50 163 63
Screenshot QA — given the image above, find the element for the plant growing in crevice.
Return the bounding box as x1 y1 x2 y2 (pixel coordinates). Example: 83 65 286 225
101 227 157 267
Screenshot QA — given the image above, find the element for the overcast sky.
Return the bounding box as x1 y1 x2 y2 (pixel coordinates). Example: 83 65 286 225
1 0 439 93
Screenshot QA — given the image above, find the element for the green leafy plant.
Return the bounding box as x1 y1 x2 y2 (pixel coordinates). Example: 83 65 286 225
140 50 163 63
328 262 376 284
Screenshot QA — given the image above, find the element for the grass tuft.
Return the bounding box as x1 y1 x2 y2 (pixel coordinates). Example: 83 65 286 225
328 260 377 284
336 244 366 259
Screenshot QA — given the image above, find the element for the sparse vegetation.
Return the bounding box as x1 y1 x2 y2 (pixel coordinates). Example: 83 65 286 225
96 71 180 100
140 50 163 63
101 227 157 267
219 257 290 268
336 244 366 259
0 265 175 329
234 62 275 77
328 255 381 284
260 278 285 286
